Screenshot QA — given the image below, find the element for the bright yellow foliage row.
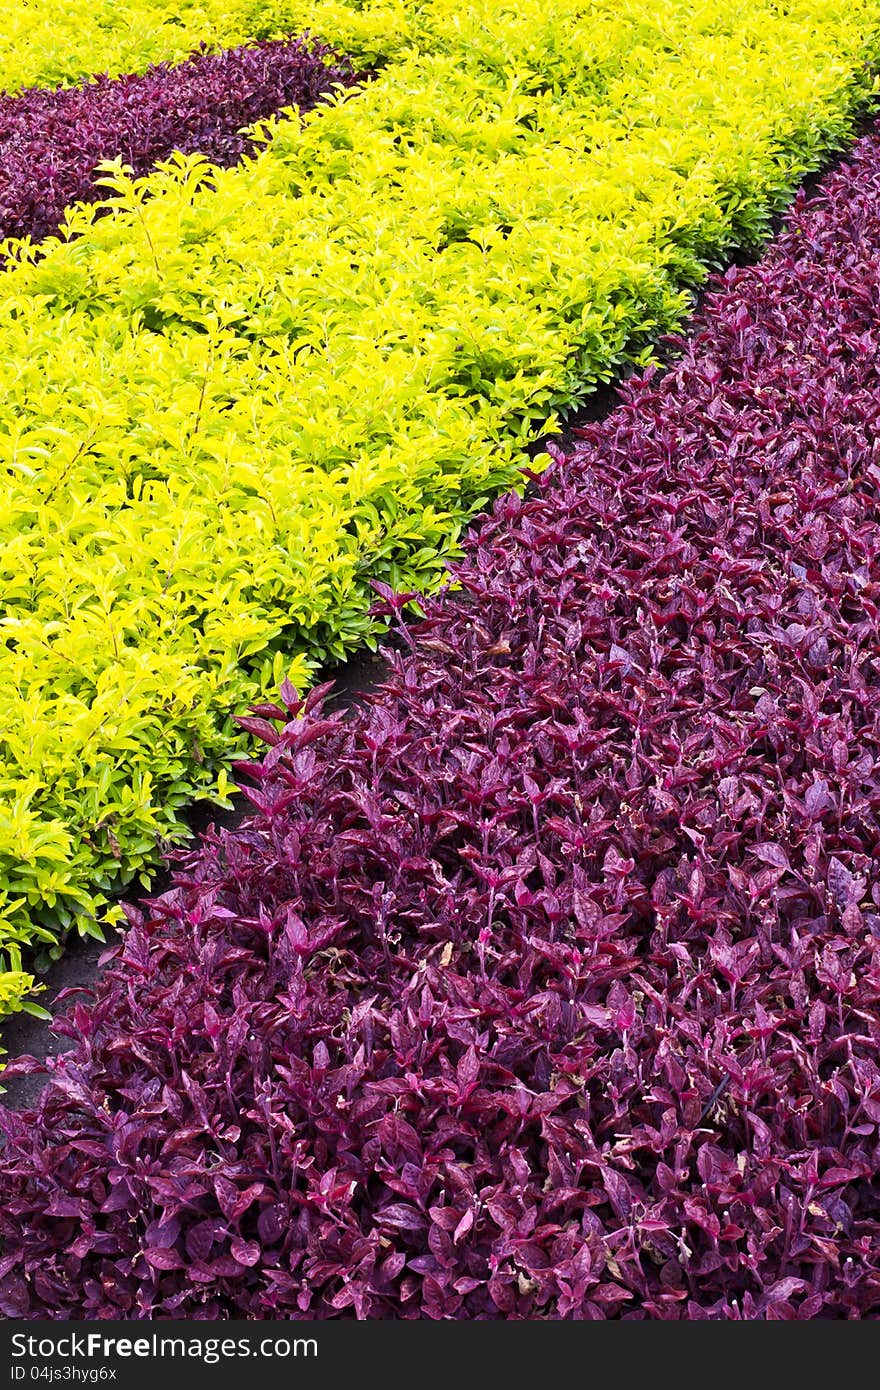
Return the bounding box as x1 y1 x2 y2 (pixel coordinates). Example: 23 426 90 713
0 1 255 93
1 0 880 1017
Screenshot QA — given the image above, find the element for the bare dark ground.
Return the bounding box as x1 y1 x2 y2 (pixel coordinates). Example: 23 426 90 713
2 118 876 1110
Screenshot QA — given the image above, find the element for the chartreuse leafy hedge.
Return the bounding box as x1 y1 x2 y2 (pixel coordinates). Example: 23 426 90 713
2 0 880 1015
0 1 256 94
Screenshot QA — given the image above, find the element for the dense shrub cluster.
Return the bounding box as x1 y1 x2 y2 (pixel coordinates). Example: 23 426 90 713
0 40 355 246
3 122 880 1318
0 0 258 95
2 0 880 1011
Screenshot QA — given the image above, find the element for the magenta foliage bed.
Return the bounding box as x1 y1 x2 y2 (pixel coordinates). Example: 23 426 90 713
0 39 355 246
3 127 880 1320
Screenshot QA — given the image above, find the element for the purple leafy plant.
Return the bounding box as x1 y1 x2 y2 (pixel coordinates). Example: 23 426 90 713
0 39 356 246
3 122 880 1320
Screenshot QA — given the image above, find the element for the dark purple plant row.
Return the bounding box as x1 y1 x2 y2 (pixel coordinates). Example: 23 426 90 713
4 124 880 1321
0 39 356 246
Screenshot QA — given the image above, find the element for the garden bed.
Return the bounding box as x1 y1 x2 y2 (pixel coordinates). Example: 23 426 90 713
3 114 880 1317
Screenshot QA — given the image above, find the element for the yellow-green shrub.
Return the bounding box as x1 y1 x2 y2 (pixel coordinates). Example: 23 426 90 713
0 1 256 93
1 0 880 1013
